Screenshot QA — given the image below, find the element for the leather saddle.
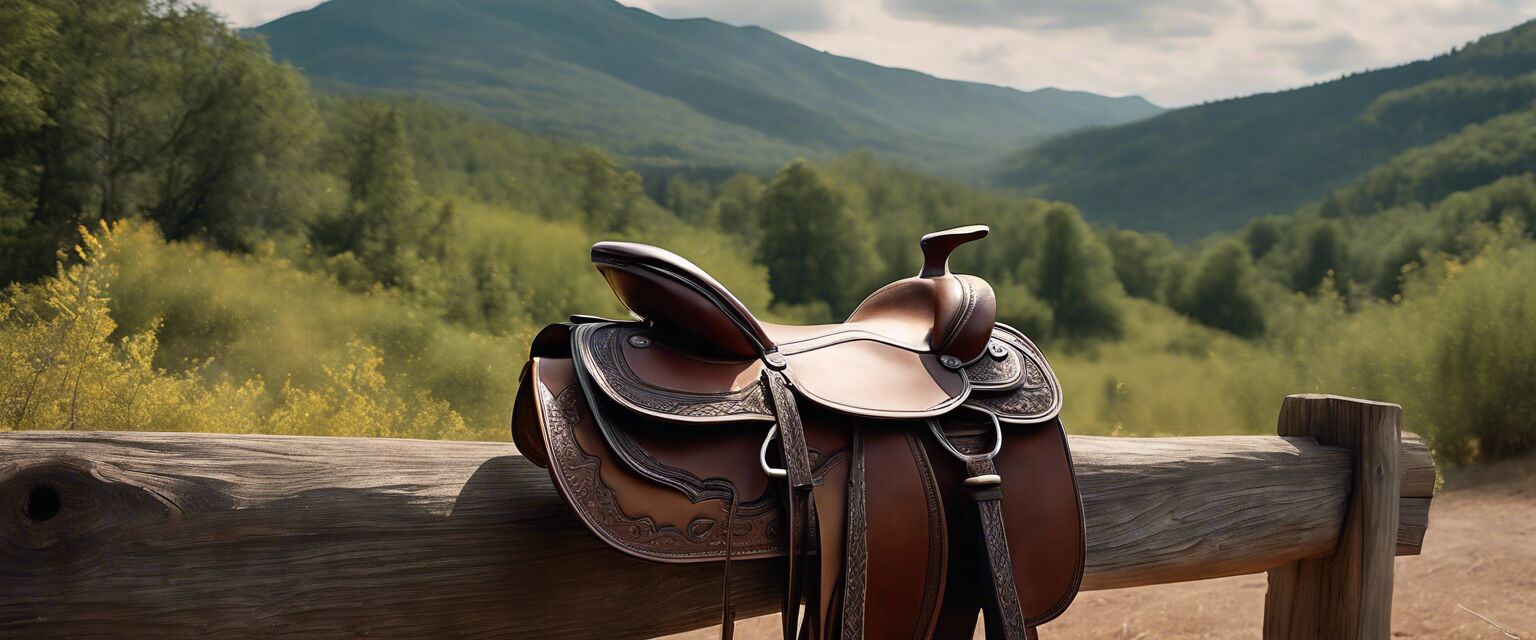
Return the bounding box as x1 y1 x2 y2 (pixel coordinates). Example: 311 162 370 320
513 225 1085 639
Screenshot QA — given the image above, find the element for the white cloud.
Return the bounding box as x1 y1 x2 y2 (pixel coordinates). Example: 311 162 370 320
201 0 323 27
205 0 1536 106
626 0 1536 105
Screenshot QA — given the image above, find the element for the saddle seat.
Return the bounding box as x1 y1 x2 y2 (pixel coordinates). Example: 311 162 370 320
590 226 997 418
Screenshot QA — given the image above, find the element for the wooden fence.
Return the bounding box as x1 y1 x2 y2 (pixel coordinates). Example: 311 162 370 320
0 394 1433 638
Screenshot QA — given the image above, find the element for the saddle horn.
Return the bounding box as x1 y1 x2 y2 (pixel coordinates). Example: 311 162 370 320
919 225 989 278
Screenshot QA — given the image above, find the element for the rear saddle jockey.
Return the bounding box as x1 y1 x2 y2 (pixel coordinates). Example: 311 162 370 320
513 225 1085 639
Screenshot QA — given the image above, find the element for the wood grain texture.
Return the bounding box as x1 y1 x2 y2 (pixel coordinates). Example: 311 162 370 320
1395 433 1435 556
0 429 1432 639
1265 394 1402 640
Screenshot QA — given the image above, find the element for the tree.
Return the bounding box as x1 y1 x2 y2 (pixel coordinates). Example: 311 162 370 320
314 104 432 288
1243 216 1283 260
710 174 765 246
662 175 712 227
1293 221 1346 292
568 149 645 233
0 0 325 283
1175 240 1266 338
1101 227 1180 301
758 160 882 312
1032 205 1124 339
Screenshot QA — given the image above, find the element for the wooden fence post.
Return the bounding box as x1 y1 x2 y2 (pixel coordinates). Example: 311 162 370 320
1264 394 1402 639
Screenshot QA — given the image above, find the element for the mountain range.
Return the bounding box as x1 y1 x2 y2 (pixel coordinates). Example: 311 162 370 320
253 0 1161 173
996 21 1536 238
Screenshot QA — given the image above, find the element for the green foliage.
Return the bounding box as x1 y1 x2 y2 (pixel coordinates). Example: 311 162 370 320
997 20 1536 238
567 149 653 233
314 103 435 288
1032 207 1125 340
1360 72 1536 132
709 174 766 245
759 160 883 312
95 221 522 432
251 0 1159 173
1316 108 1536 218
1101 227 1183 301
1172 240 1266 338
1054 236 1536 463
1248 174 1536 300
0 222 469 438
0 0 326 281
753 154 1133 340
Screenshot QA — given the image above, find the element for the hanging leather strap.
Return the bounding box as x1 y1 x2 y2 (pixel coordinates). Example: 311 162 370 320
762 369 815 640
719 491 739 640
967 457 1028 640
840 427 868 640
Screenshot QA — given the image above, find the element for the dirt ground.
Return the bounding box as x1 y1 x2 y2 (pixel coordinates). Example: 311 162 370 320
669 457 1535 639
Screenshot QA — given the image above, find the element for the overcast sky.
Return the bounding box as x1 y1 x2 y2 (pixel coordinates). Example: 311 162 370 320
209 0 1536 106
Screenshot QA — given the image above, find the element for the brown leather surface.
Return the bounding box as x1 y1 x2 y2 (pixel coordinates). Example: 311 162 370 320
942 275 997 365
596 264 761 359
862 427 947 639
512 227 1083 640
622 331 763 394
782 341 967 418
593 242 771 359
593 235 997 370
524 355 1080 615
511 360 548 467
928 420 1084 626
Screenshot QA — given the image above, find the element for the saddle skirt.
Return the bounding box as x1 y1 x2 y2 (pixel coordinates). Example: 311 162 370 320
513 226 1084 640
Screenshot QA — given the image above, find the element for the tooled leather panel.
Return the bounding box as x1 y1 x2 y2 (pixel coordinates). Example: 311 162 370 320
577 323 774 423
840 430 868 640
963 338 1024 390
965 325 1062 424
967 457 1029 640
540 372 786 561
540 357 854 562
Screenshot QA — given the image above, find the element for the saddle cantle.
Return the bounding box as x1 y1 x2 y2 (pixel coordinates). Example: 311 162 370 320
513 226 1084 640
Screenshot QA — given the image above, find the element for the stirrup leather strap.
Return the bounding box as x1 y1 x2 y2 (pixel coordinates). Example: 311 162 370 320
761 369 816 640
929 415 1031 640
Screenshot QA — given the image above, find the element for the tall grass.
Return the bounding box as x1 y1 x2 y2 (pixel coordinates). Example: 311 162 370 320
1054 232 1536 462
5 221 1533 464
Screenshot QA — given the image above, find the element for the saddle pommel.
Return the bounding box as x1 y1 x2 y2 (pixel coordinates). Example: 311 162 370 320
919 225 989 278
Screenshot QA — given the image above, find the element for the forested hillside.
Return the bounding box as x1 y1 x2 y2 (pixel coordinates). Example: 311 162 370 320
3 0 1535 463
997 21 1536 238
0 0 1142 439
251 0 1160 172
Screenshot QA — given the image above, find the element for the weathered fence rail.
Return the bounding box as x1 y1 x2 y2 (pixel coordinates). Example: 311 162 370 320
0 394 1433 638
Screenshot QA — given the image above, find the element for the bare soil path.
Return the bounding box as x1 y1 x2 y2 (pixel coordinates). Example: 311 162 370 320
670 457 1535 639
